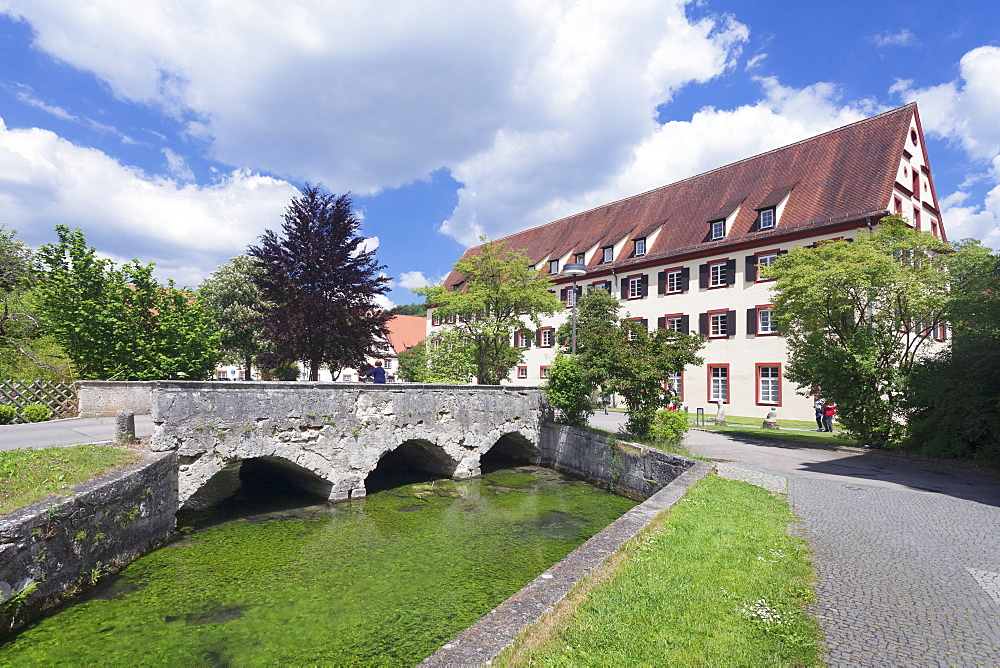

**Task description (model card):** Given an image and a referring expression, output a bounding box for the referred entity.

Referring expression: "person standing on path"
[814,397,825,431]
[363,360,387,384]
[822,401,836,432]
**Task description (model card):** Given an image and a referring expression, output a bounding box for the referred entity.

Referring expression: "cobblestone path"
[791,477,1000,666]
[678,429,1000,666]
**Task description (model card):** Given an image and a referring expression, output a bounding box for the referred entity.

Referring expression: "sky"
[1,1,998,308]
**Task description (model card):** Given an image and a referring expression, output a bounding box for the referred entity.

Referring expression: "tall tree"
[764,216,950,446]
[199,255,270,380]
[561,289,704,435]
[905,240,1000,464]
[417,239,563,384]
[35,225,220,380]
[248,186,391,381]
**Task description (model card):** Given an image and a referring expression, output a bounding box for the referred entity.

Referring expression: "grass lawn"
[0,445,140,516]
[698,423,850,448]
[498,475,823,666]
[711,414,821,430]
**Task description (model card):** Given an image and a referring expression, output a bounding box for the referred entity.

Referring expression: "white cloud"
[0,117,298,281]
[1,0,749,247]
[871,29,916,47]
[162,147,194,182]
[396,270,435,291]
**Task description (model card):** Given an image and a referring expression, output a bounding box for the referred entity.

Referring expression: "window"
[709,365,729,403]
[930,220,939,237]
[894,196,903,214]
[342,374,352,382]
[710,220,725,241]
[914,209,921,230]
[575,253,586,264]
[667,371,683,400]
[710,311,728,337]
[758,308,775,334]
[757,364,780,405]
[549,259,559,274]
[758,208,775,230]
[589,280,612,293]
[912,170,920,198]
[431,314,440,326]
[666,315,684,332]
[539,327,555,348]
[628,275,643,299]
[634,237,646,256]
[666,269,683,293]
[709,262,728,287]
[383,359,392,369]
[935,322,948,341]
[514,330,531,349]
[517,366,528,379]
[625,317,647,340]
[602,247,613,263]
[540,366,550,379]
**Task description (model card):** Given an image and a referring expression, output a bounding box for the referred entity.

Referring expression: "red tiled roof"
[447,104,921,286]
[385,314,426,355]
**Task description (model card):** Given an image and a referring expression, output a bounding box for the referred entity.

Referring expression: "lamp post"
[562,262,587,355]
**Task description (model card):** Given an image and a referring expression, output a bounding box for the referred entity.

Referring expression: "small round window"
[910,129,918,144]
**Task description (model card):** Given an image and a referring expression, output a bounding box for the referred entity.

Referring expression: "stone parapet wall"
[0,452,178,635]
[539,423,695,499]
[78,381,156,418]
[149,381,546,504]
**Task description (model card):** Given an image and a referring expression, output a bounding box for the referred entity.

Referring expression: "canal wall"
[0,452,177,635]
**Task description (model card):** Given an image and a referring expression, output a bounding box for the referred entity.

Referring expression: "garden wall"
[77,381,155,418]
[0,452,177,635]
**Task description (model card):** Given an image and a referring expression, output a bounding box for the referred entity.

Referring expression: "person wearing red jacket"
[822,401,836,432]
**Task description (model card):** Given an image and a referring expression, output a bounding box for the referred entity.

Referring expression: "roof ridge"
[479,103,916,250]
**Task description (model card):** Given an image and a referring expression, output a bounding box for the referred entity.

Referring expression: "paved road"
[595,412,1000,665]
[0,415,155,451]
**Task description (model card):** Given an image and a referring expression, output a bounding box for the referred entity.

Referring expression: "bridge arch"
[482,431,540,465]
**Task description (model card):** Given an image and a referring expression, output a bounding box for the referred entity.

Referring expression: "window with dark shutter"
[698,312,708,335]
[658,271,666,295]
[746,308,757,334]
[639,275,648,297]
[657,316,665,329]
[699,263,709,289]
[745,255,757,282]
[726,310,736,335]
[681,314,690,333]
[725,259,737,285]
[680,267,690,291]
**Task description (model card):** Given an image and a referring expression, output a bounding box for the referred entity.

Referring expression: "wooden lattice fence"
[0,380,78,423]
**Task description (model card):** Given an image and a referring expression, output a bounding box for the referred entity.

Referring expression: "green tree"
[199,255,270,380]
[35,225,220,380]
[904,240,1000,464]
[568,289,704,435]
[417,239,562,384]
[396,341,430,383]
[764,216,950,446]
[0,226,71,380]
[390,303,426,317]
[542,353,594,427]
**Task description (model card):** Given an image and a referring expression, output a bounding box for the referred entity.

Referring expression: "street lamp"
[563,262,587,355]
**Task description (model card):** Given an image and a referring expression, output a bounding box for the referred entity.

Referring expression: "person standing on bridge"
[363,360,387,384]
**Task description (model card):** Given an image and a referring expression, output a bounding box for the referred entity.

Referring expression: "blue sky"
[1,1,998,307]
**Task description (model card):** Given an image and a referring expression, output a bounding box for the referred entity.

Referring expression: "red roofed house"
[428,103,946,421]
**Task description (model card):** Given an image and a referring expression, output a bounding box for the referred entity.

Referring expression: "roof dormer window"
[549,259,559,274]
[634,237,646,257]
[710,220,726,241]
[758,208,775,230]
[602,247,613,263]
[575,252,586,264]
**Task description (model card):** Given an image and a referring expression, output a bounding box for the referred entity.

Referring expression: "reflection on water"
[0,463,635,666]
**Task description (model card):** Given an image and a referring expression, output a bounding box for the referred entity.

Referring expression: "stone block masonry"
[150,381,546,506]
[0,452,177,635]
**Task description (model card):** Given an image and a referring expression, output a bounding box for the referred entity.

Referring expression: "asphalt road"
[0,415,155,452]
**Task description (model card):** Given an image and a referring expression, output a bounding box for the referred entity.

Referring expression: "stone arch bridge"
[150,382,548,507]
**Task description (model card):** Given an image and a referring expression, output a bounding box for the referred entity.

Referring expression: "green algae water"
[0,464,635,666]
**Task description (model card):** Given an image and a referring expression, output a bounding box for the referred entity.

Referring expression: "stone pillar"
[115,409,136,443]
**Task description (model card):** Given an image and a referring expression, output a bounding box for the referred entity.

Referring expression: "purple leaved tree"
[248,186,392,381]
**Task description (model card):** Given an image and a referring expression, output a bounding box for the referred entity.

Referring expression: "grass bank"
[498,475,822,666]
[698,423,846,448]
[0,445,140,516]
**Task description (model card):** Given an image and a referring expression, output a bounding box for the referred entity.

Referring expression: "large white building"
[428,104,947,421]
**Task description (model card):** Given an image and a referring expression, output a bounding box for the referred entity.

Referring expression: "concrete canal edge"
[422,425,714,666]
[0,452,177,635]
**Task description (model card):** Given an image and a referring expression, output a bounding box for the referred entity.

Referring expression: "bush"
[23,403,52,423]
[268,363,300,381]
[0,405,15,424]
[542,353,594,428]
[648,408,689,446]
